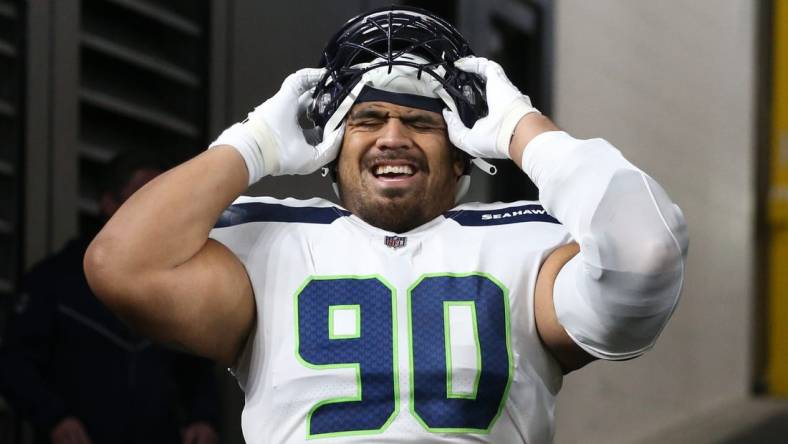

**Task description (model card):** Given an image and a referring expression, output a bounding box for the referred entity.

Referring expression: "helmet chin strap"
[454,158,496,202]
[472,158,497,175]
[455,175,471,202]
[331,181,341,201]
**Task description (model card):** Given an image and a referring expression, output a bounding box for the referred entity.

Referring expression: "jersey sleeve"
[208,198,265,265]
[207,196,266,383]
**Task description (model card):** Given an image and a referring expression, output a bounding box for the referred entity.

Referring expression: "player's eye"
[350,118,385,129]
[405,120,445,132]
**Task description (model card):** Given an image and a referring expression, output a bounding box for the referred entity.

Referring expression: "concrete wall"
[551,2,758,443]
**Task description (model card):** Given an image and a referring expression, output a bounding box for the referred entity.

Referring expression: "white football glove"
[442,57,540,159]
[210,68,344,184]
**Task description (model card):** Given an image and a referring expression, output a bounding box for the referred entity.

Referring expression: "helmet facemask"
[308,6,488,130]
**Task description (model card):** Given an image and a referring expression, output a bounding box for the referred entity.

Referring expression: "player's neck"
[344,200,454,234]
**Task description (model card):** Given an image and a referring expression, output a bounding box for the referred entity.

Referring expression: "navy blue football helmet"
[307,6,488,130]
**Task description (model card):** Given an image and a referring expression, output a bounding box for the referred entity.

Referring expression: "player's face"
[336,101,465,233]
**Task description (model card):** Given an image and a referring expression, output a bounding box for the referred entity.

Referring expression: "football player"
[84,7,688,443]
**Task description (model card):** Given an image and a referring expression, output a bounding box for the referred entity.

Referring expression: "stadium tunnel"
[0,1,786,443]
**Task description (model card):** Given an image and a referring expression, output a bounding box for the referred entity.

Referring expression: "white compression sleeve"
[522,131,688,360]
[209,111,283,185]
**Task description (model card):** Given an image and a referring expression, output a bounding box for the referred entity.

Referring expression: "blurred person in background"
[0,150,220,444]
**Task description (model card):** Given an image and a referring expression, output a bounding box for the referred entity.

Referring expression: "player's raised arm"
[84,68,344,365]
[444,56,688,373]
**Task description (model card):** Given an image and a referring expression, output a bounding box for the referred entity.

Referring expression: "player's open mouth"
[374,164,415,176]
[370,162,419,182]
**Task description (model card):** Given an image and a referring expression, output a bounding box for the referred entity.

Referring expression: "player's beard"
[342,183,432,233]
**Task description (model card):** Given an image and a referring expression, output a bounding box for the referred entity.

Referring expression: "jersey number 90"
[295,273,513,439]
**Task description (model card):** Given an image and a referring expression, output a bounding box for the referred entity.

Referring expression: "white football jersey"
[209,196,572,444]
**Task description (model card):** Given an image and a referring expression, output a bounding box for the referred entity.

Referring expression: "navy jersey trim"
[215,202,351,227]
[445,204,559,226]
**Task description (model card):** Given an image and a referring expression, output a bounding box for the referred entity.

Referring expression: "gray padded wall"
[551,2,758,443]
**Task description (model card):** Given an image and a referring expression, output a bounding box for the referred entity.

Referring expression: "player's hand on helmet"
[442,57,540,159]
[249,68,344,176]
[210,68,344,184]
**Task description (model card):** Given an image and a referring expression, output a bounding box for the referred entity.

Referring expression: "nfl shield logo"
[384,235,407,249]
